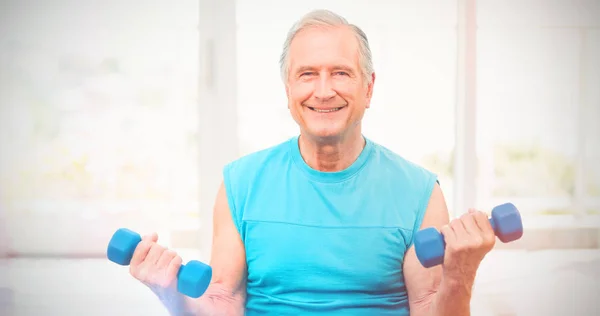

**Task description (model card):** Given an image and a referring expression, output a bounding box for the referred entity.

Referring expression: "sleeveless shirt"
[222,135,438,315]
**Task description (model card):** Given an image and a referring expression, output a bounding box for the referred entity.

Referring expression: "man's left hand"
[439,209,496,282]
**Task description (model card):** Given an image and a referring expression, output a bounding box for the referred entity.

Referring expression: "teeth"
[312,107,341,113]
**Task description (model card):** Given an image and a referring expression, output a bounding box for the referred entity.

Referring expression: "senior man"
[128,9,496,316]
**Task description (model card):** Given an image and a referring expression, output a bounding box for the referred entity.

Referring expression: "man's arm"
[403,182,495,316]
[182,181,247,315]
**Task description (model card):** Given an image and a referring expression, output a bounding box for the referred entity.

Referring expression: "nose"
[314,73,336,102]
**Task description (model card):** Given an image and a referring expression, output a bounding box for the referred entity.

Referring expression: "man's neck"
[298,129,365,172]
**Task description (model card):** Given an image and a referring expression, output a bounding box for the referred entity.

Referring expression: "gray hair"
[279,9,374,84]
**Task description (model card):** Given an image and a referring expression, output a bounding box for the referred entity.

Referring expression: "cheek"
[289,83,314,105]
[331,81,359,101]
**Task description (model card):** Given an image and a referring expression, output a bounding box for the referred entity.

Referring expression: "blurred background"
[0,0,599,315]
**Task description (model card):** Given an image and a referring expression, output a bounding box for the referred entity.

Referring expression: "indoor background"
[1,0,599,315]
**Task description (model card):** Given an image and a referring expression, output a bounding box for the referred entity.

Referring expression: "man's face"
[285,25,375,141]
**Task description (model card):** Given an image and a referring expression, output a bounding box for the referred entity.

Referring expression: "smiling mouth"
[307,106,344,113]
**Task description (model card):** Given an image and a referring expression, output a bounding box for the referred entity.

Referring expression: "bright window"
[0,0,200,254]
[476,0,600,222]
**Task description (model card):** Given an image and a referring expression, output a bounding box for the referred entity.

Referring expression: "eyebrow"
[294,65,356,75]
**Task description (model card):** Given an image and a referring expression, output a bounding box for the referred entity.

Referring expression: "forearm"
[427,275,473,316]
[411,275,473,316]
[152,283,244,316]
[190,284,245,316]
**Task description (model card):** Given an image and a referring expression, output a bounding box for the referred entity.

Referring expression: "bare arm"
[403,183,474,316]
[183,181,247,315]
[130,181,246,315]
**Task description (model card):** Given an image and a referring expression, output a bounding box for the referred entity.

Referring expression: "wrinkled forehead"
[288,25,361,71]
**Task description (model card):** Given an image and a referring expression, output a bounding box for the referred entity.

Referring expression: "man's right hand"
[129,233,183,291]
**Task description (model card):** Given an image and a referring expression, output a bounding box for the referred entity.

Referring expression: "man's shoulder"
[368,138,435,177]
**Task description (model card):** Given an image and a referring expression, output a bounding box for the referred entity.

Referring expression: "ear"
[365,72,376,109]
[285,84,291,108]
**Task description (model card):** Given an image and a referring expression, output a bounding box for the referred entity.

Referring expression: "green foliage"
[420,141,577,198]
[493,141,575,197]
[538,208,575,215]
[587,208,600,215]
[421,149,454,178]
[588,183,600,197]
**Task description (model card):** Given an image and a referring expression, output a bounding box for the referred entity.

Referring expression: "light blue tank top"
[222,135,438,315]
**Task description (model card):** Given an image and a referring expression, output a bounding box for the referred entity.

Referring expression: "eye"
[300,72,316,77]
[334,71,349,76]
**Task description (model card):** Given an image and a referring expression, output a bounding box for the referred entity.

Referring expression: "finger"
[473,210,493,231]
[460,212,482,237]
[439,223,456,245]
[461,212,488,249]
[130,240,153,267]
[157,249,177,269]
[470,208,491,217]
[142,232,159,243]
[472,211,496,242]
[166,255,183,280]
[145,243,165,265]
[449,218,469,246]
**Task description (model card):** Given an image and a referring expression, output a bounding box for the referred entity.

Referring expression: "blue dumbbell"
[107,228,212,298]
[414,203,523,268]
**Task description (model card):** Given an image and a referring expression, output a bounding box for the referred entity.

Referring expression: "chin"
[306,127,344,140]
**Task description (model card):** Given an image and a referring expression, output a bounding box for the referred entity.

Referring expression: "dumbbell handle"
[414,203,523,268]
[107,228,212,298]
